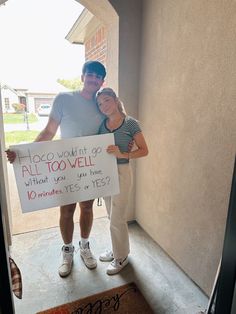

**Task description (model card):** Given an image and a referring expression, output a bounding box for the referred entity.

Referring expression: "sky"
[0,0,85,92]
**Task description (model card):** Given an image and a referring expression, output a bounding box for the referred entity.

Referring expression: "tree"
[57,78,83,91]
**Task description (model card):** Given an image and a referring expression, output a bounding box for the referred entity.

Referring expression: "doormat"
[37,282,154,314]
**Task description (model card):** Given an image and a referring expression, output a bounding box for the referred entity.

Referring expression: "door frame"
[0,201,14,313]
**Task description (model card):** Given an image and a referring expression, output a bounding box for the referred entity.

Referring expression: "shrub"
[12,103,26,113]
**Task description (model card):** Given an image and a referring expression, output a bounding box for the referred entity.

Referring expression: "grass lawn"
[3,113,38,124]
[4,130,60,147]
[4,130,40,147]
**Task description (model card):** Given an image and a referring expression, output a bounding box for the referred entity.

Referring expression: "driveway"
[3,116,61,137]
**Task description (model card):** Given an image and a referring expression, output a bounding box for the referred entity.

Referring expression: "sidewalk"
[4,116,61,134]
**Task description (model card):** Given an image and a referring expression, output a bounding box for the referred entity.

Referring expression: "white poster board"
[10,134,119,213]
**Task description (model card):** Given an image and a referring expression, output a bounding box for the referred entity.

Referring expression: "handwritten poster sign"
[10,134,119,213]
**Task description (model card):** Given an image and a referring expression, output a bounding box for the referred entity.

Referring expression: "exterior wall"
[1,86,18,113]
[136,0,236,294]
[27,95,36,113]
[78,0,119,92]
[108,0,142,221]
[74,0,236,294]
[85,26,107,65]
[109,0,141,119]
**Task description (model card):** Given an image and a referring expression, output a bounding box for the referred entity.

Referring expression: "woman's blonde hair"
[96,87,127,116]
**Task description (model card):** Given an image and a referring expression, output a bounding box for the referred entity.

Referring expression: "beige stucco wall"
[108,0,142,221]
[136,0,236,294]
[80,0,142,220]
[79,0,236,294]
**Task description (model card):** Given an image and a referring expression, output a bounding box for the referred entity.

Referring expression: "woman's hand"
[107,145,124,159]
[5,149,17,163]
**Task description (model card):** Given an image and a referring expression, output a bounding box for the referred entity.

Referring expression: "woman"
[96,88,148,275]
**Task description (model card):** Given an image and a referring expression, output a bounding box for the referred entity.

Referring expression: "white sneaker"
[79,241,97,269]
[106,256,129,275]
[99,250,114,262]
[58,245,74,277]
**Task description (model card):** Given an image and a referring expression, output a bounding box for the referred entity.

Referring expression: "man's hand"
[5,149,16,164]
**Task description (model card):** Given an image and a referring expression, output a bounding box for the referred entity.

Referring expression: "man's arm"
[34,117,59,142]
[6,117,60,163]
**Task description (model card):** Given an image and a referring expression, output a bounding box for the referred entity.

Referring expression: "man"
[6,61,106,277]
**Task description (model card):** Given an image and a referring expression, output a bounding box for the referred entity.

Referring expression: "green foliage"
[4,130,60,147]
[12,103,26,113]
[57,77,83,90]
[4,130,40,146]
[3,113,38,124]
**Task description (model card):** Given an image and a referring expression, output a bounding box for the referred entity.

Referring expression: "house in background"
[26,82,69,113]
[0,84,25,113]
[26,90,57,113]
[1,83,57,114]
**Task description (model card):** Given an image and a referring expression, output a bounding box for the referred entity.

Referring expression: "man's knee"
[79,200,94,212]
[60,203,76,218]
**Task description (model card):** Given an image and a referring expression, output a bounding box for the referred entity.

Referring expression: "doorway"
[0,0,109,236]
[0,0,118,312]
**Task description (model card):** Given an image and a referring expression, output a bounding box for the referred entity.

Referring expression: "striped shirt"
[98,116,141,164]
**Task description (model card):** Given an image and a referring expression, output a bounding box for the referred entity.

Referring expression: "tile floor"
[11,217,208,314]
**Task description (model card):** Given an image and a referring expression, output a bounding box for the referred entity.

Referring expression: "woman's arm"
[106,132,148,160]
[127,132,148,159]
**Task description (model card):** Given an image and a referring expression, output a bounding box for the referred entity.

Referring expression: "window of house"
[4,98,10,110]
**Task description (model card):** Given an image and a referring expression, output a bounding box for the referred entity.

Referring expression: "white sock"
[64,242,73,249]
[81,237,89,248]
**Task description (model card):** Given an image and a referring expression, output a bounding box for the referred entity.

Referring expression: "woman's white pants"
[104,163,132,259]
